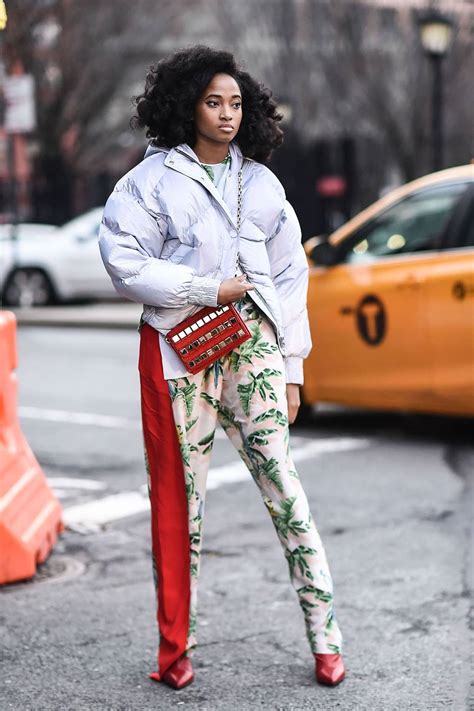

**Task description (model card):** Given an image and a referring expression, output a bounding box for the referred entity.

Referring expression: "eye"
[206,101,219,108]
[232,102,242,109]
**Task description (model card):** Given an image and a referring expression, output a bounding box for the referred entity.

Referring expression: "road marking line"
[62,437,371,528]
[19,406,227,438]
[63,491,149,527]
[206,437,370,490]
[46,477,107,491]
[19,406,141,430]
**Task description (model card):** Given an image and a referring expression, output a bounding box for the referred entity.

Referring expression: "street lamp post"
[417,11,455,172]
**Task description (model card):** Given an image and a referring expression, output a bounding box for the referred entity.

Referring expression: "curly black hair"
[132,45,284,163]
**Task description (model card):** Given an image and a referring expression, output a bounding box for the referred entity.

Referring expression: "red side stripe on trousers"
[138,323,190,677]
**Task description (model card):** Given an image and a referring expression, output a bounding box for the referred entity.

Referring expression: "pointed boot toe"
[314,653,346,686]
[161,656,194,690]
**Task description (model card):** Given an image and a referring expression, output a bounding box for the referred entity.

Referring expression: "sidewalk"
[9,302,142,329]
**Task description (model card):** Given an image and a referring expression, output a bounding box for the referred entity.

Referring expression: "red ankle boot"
[149,655,194,690]
[314,653,345,686]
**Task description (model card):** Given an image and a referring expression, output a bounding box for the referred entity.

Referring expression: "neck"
[193,137,230,164]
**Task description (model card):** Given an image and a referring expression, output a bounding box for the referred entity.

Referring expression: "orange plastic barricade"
[0,310,64,584]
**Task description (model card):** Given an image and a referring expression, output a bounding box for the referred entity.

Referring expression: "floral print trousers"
[139,296,343,678]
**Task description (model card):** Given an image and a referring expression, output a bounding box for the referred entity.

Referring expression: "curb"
[7,304,142,329]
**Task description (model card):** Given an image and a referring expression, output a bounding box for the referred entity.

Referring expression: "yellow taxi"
[302,165,474,416]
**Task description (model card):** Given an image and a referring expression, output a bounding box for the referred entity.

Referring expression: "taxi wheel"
[3,268,56,307]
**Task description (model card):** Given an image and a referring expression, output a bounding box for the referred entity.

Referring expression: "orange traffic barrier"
[0,310,64,584]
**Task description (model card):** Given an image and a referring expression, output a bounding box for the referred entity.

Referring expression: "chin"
[209,131,234,143]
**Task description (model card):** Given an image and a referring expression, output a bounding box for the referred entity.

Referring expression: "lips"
[218,124,233,129]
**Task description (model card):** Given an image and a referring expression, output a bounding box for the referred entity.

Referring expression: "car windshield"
[346,182,468,264]
[58,208,104,238]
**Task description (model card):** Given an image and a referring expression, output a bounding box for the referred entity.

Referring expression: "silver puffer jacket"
[98,140,311,383]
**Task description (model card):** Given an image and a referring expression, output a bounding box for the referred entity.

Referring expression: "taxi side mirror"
[309,239,340,267]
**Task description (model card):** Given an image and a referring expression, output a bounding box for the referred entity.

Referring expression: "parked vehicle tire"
[3,268,56,307]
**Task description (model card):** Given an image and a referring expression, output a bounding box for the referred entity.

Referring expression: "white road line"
[62,437,371,528]
[19,405,228,438]
[19,406,141,430]
[47,477,107,500]
[46,477,107,491]
[63,491,149,528]
[206,437,370,490]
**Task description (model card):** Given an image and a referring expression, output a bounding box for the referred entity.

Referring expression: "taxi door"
[424,184,474,414]
[303,181,469,412]
[305,257,431,411]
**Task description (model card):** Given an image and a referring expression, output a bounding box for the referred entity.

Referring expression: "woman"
[99,45,345,691]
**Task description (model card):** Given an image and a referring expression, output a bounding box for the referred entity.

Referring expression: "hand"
[217,275,255,305]
[286,384,300,425]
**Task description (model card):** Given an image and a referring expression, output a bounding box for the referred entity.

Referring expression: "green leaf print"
[246,427,277,448]
[267,496,311,539]
[325,610,335,632]
[200,392,239,433]
[300,598,318,616]
[236,382,253,417]
[296,585,333,603]
[198,430,215,456]
[327,643,341,654]
[252,408,288,427]
[198,431,215,446]
[237,369,281,416]
[307,630,318,653]
[189,531,201,559]
[170,378,197,417]
[238,432,269,470]
[200,391,220,409]
[175,424,198,468]
[230,323,278,372]
[186,417,198,433]
[185,471,195,501]
[285,545,319,581]
[203,359,224,386]
[238,447,254,472]
[216,402,238,431]
[257,457,284,493]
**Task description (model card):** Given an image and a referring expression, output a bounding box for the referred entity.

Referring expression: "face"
[194,73,242,146]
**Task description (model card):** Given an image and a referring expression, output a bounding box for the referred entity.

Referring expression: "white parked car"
[0,208,118,306]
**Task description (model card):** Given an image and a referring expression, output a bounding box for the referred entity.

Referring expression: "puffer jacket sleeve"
[266,200,312,385]
[98,184,221,308]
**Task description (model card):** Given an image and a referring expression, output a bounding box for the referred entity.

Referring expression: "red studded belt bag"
[165,170,251,374]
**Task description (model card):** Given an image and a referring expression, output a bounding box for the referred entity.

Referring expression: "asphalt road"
[1,325,472,710]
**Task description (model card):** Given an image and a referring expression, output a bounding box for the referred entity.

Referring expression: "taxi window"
[345,182,468,264]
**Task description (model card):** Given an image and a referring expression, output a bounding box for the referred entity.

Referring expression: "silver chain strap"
[237,169,242,232]
[235,169,243,276]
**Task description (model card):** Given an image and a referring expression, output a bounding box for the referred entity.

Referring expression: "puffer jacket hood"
[98,139,311,383]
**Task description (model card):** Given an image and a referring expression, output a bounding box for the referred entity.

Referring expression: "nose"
[220,107,232,120]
